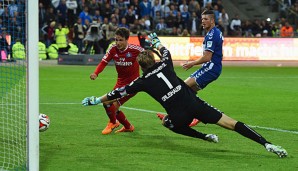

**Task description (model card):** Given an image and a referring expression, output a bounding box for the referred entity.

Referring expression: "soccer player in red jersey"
[89,27,144,134]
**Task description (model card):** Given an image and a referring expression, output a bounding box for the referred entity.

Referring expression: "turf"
[39,64,298,171]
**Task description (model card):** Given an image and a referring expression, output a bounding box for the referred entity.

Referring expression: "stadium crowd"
[0,0,298,60]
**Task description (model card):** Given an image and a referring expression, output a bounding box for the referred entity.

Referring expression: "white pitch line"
[37,102,298,135]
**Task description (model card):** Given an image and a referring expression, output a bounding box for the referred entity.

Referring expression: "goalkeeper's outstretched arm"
[82,87,128,106]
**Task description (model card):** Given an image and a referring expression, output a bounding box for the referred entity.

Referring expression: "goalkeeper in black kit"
[82,33,287,158]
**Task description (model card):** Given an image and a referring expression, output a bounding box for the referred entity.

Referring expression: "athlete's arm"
[182,50,213,70]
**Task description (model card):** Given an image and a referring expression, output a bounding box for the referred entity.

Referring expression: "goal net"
[0,0,38,170]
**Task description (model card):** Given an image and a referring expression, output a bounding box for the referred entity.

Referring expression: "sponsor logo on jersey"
[161,85,182,101]
[126,52,132,58]
[115,61,133,66]
[207,41,212,48]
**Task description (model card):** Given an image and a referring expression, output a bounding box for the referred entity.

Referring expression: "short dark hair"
[201,10,215,19]
[115,27,130,40]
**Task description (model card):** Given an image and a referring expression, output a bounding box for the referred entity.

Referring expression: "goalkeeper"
[82,33,287,158]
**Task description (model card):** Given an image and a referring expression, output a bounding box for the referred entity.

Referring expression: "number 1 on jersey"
[157,72,173,89]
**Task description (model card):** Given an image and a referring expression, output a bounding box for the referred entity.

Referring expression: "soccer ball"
[39,113,50,132]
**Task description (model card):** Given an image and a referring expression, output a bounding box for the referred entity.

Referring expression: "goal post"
[27,0,39,170]
[0,0,39,170]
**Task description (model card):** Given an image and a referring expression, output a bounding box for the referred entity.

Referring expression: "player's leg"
[102,102,120,135]
[162,115,218,143]
[198,100,287,157]
[114,95,135,133]
[157,112,200,127]
[217,114,287,158]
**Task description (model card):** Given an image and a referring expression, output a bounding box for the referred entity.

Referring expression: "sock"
[103,104,117,124]
[171,126,207,140]
[116,110,131,129]
[235,121,270,146]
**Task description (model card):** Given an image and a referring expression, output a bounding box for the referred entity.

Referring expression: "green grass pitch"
[39,64,298,171]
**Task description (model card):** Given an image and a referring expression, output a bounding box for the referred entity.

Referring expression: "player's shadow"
[125,134,271,159]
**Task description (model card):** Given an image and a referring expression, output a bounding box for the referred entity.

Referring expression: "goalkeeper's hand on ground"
[148,32,161,49]
[82,96,101,106]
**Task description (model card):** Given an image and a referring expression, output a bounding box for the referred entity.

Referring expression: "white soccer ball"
[39,113,50,132]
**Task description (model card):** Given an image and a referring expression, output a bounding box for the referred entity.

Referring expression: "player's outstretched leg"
[217,114,288,158]
[157,113,200,127]
[115,110,134,133]
[102,104,120,135]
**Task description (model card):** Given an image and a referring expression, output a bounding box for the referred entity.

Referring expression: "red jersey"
[94,44,144,88]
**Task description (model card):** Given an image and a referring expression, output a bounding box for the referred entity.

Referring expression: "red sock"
[103,104,117,123]
[116,111,131,129]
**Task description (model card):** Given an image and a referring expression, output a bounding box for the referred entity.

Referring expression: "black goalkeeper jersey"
[124,47,199,116]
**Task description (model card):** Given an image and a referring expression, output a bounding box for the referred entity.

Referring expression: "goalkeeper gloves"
[148,32,161,49]
[82,96,101,106]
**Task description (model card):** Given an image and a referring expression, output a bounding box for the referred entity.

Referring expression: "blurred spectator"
[0,32,10,61]
[115,0,127,18]
[79,6,92,25]
[155,18,167,31]
[179,0,188,12]
[188,0,199,14]
[219,8,229,36]
[165,10,178,28]
[251,19,262,36]
[125,8,136,28]
[67,39,79,54]
[8,0,18,17]
[153,10,162,27]
[169,3,178,17]
[119,17,129,29]
[88,0,100,16]
[12,38,25,59]
[130,19,145,34]
[101,3,113,19]
[168,26,179,36]
[187,12,201,36]
[45,7,57,25]
[229,14,242,36]
[0,2,4,16]
[93,9,103,23]
[280,21,294,37]
[41,21,56,48]
[216,0,224,12]
[39,2,47,29]
[38,41,47,60]
[130,0,141,18]
[73,17,87,53]
[213,4,220,25]
[151,0,161,18]
[181,28,190,36]
[160,0,170,17]
[203,0,212,8]
[216,20,225,34]
[9,16,21,45]
[139,0,151,18]
[56,0,68,26]
[241,20,253,37]
[180,5,190,29]
[47,43,59,59]
[66,0,79,26]
[55,23,70,53]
